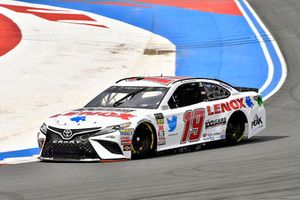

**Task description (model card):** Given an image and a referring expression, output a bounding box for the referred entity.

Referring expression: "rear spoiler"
[235,87,259,93]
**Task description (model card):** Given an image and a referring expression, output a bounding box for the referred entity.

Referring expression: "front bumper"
[39,128,131,161]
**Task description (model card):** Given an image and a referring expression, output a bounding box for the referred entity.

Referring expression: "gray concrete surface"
[0,0,300,199]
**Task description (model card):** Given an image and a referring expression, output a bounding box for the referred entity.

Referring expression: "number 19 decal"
[181,108,205,144]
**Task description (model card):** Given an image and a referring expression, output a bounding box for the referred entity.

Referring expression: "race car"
[37,76,266,161]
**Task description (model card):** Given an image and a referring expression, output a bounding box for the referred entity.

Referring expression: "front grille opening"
[98,140,123,155]
[41,133,99,160]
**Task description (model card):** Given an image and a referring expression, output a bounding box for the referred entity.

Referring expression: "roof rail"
[116,76,144,83]
[210,78,237,89]
[171,77,237,88]
[171,77,204,84]
[116,76,238,90]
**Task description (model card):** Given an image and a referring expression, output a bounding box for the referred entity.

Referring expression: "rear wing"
[235,87,259,93]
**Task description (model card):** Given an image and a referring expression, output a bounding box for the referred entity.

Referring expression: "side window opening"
[168,82,208,109]
[202,82,230,101]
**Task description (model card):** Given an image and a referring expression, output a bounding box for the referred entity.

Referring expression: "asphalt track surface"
[0,0,300,199]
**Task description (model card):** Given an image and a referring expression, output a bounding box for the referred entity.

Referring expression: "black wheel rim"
[227,122,244,140]
[132,130,151,153]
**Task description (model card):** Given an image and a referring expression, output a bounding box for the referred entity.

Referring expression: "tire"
[131,123,156,159]
[226,117,245,144]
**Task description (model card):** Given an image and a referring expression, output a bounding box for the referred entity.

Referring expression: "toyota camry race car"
[38,76,266,161]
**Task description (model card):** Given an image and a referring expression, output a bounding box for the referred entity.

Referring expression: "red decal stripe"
[0,14,21,57]
[143,76,190,85]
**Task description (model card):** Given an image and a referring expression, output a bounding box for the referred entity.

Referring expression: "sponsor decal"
[154,113,164,125]
[208,133,214,140]
[120,128,134,134]
[202,133,208,141]
[205,117,226,129]
[254,96,263,106]
[207,98,246,116]
[167,116,177,132]
[62,129,73,139]
[213,131,226,140]
[120,129,133,145]
[245,96,254,108]
[70,116,86,123]
[158,125,166,145]
[158,132,166,145]
[202,132,224,141]
[121,138,131,145]
[52,139,81,144]
[123,145,131,151]
[202,133,214,141]
[158,125,164,133]
[52,111,136,120]
[251,114,263,130]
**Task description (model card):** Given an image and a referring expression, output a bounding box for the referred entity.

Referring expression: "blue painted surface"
[0,148,39,161]
[17,0,270,90]
[238,0,282,97]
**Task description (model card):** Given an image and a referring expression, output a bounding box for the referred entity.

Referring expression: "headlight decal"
[40,123,48,134]
[93,122,132,136]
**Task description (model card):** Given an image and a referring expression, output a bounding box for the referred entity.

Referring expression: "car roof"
[115,76,234,88]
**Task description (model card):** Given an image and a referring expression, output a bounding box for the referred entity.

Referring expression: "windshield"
[85,86,169,109]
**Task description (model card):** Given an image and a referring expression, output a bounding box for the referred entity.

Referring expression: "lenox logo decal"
[207,98,246,116]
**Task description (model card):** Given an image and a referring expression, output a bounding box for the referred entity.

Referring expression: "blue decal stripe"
[0,148,39,161]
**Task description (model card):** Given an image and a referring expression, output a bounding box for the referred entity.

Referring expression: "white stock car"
[38,76,266,161]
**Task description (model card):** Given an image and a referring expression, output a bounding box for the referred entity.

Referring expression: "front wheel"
[131,123,156,159]
[226,119,245,144]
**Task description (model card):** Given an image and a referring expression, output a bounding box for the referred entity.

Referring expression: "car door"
[159,82,209,150]
[201,82,231,141]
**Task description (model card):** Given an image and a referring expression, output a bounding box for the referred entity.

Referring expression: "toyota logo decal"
[62,129,73,139]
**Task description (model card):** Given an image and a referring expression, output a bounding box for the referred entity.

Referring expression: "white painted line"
[242,0,287,100]
[235,0,274,98]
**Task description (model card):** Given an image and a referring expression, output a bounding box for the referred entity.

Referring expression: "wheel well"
[134,122,157,149]
[228,110,248,124]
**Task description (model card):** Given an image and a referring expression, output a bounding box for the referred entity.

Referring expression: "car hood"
[45,107,141,129]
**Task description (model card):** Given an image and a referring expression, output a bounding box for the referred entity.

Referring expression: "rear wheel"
[131,123,156,159]
[226,113,246,144]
